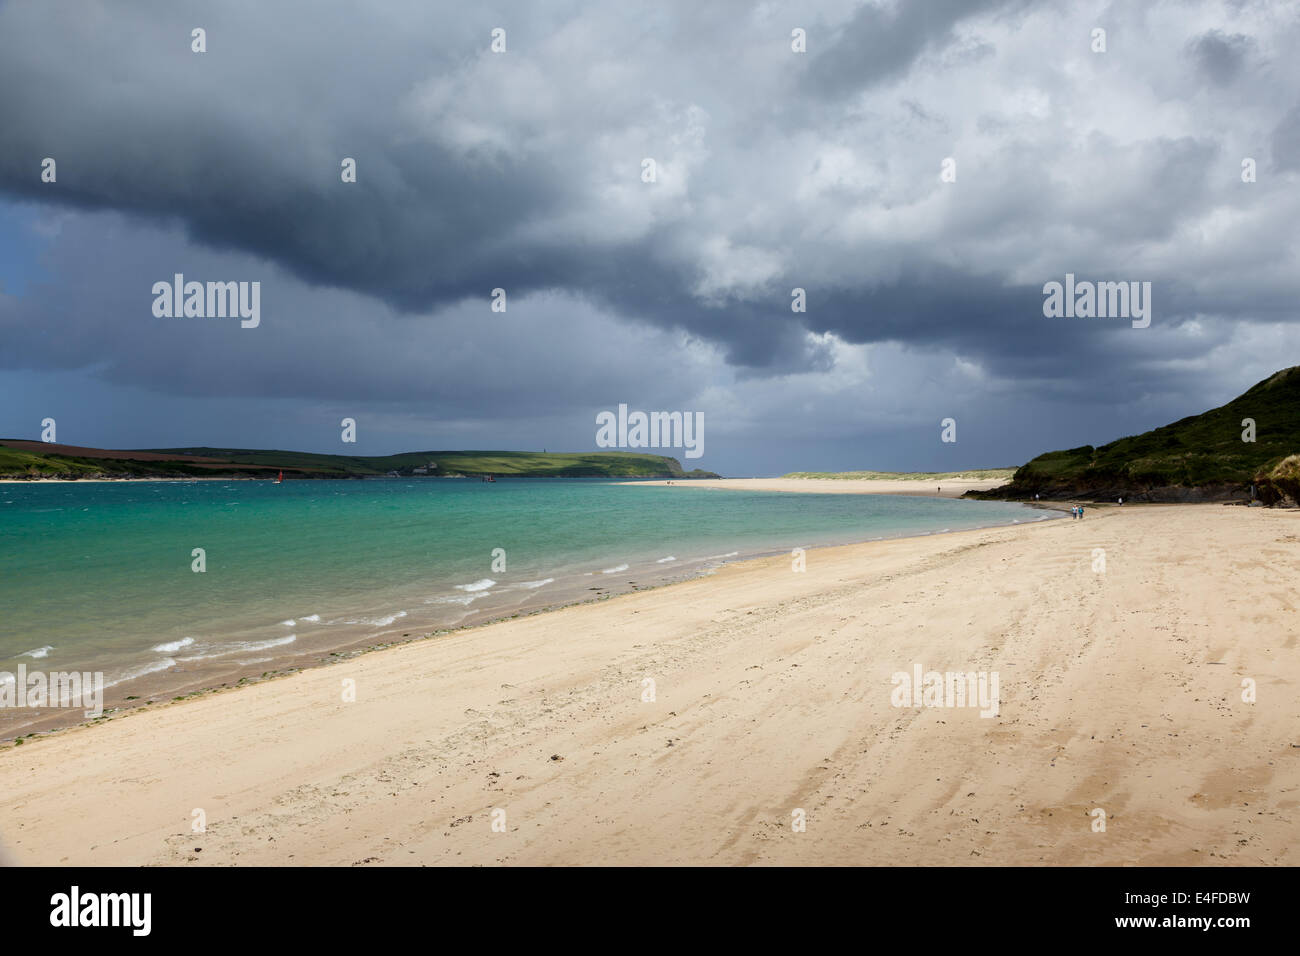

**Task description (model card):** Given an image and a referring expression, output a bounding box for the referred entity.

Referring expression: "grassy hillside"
[0,444,108,478]
[0,444,261,479]
[0,443,720,480]
[977,366,1300,501]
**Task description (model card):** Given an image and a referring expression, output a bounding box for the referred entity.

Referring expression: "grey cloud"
[1187,29,1254,86]
[802,0,1026,98]
[1271,104,1300,172]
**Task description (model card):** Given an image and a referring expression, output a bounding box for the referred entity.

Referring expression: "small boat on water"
[482,474,496,483]
[275,470,284,483]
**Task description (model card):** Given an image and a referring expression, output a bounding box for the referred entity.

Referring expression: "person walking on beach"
[1072,505,1079,519]
[1079,504,1084,519]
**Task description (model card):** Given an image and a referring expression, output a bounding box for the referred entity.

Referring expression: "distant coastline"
[0,440,721,481]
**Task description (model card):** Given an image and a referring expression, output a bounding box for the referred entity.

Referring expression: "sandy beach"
[1,503,1296,866]
[625,476,1011,497]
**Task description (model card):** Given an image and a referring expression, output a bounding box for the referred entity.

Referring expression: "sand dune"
[1,504,1295,865]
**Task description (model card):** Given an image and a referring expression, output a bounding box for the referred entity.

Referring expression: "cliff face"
[971,367,1300,503]
[1255,454,1300,506]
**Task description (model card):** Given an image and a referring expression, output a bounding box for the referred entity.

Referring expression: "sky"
[1,0,1298,476]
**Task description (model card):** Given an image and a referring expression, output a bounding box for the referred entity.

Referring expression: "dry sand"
[1,504,1296,866]
[625,476,1010,497]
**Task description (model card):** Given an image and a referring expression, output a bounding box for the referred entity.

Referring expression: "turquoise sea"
[0,478,1042,724]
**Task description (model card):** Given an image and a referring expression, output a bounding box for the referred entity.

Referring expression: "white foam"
[455,579,496,592]
[425,594,479,606]
[151,637,195,653]
[20,645,54,659]
[515,578,554,589]
[177,635,297,661]
[602,564,629,574]
[656,556,677,563]
[341,610,409,627]
[280,619,296,627]
[301,614,321,623]
[105,657,178,688]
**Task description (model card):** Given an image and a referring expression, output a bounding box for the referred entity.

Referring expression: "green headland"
[0,443,720,481]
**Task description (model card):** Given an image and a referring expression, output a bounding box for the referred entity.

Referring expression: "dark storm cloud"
[0,0,821,379]
[0,2,589,310]
[0,0,1298,464]
[0,212,712,417]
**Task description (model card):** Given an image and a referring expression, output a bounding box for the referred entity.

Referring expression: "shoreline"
[2,502,1293,865]
[2,498,1054,740]
[0,558,722,741]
